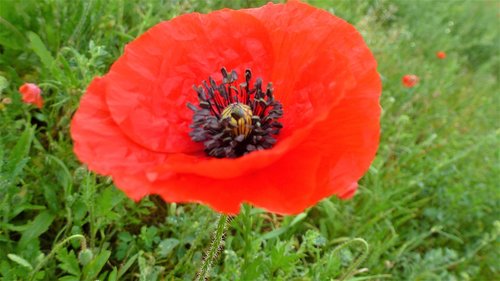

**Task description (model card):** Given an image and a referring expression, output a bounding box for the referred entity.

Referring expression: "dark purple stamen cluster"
[187,67,283,158]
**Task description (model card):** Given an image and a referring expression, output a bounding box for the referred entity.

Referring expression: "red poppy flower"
[19,83,43,108]
[71,1,381,214]
[436,51,446,59]
[402,74,419,88]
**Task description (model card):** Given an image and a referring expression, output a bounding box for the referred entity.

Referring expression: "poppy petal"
[71,78,170,199]
[71,1,381,215]
[104,10,273,153]
[309,69,381,201]
[114,20,381,215]
[112,141,323,214]
[19,83,44,108]
[148,1,379,180]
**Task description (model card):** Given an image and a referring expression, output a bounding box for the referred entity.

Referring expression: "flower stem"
[195,214,229,281]
[336,238,369,281]
[29,234,87,281]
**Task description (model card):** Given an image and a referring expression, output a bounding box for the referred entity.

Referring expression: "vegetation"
[0,0,498,280]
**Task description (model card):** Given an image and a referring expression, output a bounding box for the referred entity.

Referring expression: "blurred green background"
[0,0,498,280]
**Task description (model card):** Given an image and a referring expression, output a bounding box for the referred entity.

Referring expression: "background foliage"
[0,0,498,280]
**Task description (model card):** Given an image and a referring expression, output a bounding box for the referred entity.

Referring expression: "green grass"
[0,0,498,280]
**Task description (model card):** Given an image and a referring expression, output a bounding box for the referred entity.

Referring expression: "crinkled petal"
[71,1,381,215]
[149,0,378,180]
[71,78,170,200]
[105,10,273,153]
[245,0,376,117]
[309,69,381,202]
[139,69,381,214]
[112,141,322,214]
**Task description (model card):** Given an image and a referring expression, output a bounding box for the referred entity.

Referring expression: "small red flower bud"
[402,74,419,88]
[19,83,43,108]
[436,51,446,59]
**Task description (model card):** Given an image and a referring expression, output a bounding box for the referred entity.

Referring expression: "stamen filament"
[188,68,283,158]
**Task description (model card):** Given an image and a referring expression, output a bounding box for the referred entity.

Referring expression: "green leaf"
[27,32,55,71]
[18,211,55,249]
[95,186,124,219]
[157,238,179,258]
[58,276,80,281]
[56,248,81,276]
[261,213,307,240]
[241,255,265,280]
[139,226,158,250]
[4,125,34,180]
[0,75,8,94]
[46,154,73,193]
[42,182,59,212]
[82,250,111,280]
[7,253,33,270]
[260,227,288,240]
[117,252,139,279]
[138,253,162,281]
[107,267,118,281]
[289,212,307,226]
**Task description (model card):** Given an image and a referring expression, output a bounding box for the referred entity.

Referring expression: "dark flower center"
[188,67,283,158]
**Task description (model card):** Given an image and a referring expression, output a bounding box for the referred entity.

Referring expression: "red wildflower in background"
[436,51,446,59]
[71,1,381,214]
[402,74,419,88]
[19,83,43,108]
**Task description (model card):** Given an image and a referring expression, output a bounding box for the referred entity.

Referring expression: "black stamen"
[188,68,284,158]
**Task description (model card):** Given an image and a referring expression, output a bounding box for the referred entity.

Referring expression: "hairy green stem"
[335,238,369,281]
[195,214,228,281]
[29,234,87,281]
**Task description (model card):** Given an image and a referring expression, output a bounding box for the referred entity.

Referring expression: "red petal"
[308,69,381,201]
[402,74,419,88]
[19,83,43,108]
[71,78,170,200]
[112,141,323,214]
[72,1,381,214]
[116,2,380,214]
[104,10,273,153]
[152,1,379,180]
[245,1,377,116]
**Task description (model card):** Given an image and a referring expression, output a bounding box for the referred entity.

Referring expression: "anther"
[188,68,284,158]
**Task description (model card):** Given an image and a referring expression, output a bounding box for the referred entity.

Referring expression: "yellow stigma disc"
[221,103,253,138]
